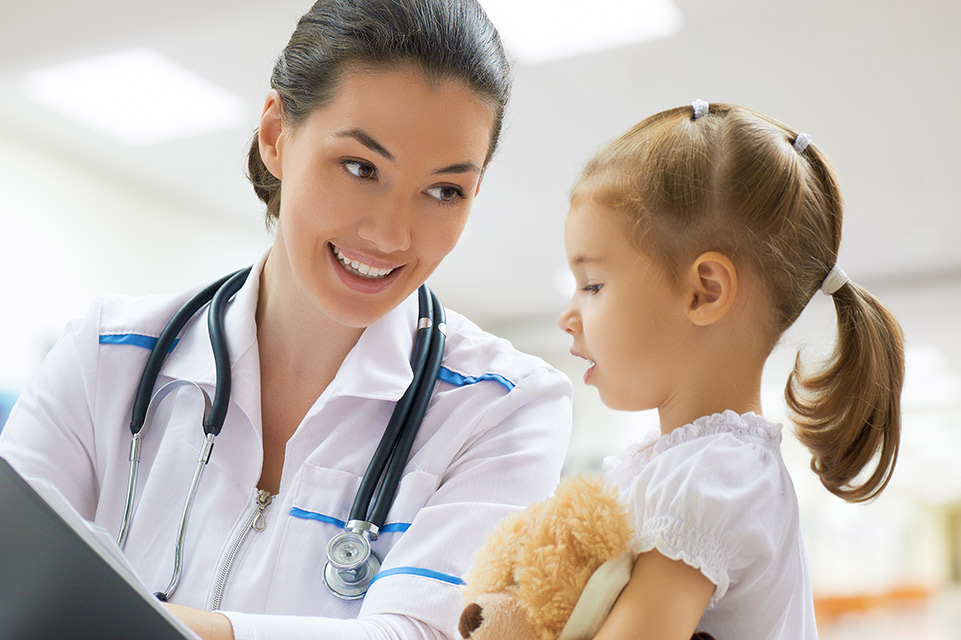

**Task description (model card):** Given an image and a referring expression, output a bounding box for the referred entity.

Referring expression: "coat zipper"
[206,489,273,611]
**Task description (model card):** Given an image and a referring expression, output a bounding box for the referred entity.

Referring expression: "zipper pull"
[252,489,273,531]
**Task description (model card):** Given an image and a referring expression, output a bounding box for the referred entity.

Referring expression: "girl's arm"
[594,550,714,640]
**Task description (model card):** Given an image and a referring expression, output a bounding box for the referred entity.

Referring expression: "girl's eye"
[426,185,465,203]
[582,283,603,294]
[342,160,376,180]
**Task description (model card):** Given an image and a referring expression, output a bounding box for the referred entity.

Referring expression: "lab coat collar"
[327,288,418,403]
[160,247,419,410]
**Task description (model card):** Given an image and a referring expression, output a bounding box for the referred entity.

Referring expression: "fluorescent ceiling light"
[480,0,682,65]
[25,48,248,146]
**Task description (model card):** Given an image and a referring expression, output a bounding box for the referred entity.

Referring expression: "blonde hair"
[574,103,904,502]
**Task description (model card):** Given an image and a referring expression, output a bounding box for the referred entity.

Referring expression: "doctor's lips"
[330,244,400,279]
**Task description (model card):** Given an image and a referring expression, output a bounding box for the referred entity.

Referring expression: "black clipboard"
[0,457,197,639]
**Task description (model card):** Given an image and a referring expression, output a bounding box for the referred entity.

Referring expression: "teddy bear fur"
[459,475,633,640]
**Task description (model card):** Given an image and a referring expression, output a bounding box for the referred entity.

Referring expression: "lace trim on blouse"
[602,410,783,491]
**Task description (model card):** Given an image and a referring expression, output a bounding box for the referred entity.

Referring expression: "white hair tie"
[820,265,850,295]
[692,99,709,120]
[794,133,813,153]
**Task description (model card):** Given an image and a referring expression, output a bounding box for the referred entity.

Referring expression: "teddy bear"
[458,475,717,640]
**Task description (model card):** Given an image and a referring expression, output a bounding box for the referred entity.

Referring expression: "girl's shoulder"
[605,412,802,608]
[604,410,783,490]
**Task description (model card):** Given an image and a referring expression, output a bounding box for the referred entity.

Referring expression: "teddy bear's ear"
[462,502,546,600]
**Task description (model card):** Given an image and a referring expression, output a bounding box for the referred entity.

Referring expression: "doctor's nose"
[357,201,412,253]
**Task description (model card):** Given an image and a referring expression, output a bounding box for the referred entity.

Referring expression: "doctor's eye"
[342,160,377,180]
[426,185,465,204]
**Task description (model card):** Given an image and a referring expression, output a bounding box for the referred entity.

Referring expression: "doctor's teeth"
[334,246,394,279]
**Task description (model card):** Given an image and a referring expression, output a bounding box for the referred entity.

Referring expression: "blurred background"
[1,0,958,636]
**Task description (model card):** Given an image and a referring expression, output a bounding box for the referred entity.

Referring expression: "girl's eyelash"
[582,283,603,294]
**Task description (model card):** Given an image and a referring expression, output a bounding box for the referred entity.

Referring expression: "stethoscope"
[114,267,446,602]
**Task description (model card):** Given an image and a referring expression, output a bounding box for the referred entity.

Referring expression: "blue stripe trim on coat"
[289,508,346,528]
[99,333,179,352]
[438,366,515,392]
[288,508,410,533]
[370,566,465,586]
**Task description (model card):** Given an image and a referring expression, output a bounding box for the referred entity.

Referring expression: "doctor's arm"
[0,303,102,518]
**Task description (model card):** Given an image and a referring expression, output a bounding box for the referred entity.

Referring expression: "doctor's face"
[263,66,494,328]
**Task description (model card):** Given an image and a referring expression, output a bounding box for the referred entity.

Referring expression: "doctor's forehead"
[306,67,496,166]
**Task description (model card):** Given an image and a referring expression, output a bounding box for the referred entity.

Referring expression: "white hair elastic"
[692,99,709,120]
[793,133,813,153]
[820,265,850,295]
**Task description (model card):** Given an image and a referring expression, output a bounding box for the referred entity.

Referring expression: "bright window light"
[480,0,683,65]
[24,48,248,146]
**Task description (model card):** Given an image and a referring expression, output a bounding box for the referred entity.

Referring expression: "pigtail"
[786,282,905,502]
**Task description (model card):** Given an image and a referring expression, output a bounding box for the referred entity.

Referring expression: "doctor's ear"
[685,251,738,327]
[258,90,287,180]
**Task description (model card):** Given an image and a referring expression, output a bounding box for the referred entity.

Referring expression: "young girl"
[558,100,904,639]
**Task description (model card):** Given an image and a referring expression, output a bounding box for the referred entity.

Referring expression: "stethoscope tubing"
[204,268,251,437]
[119,267,250,600]
[128,268,249,437]
[348,286,434,529]
[118,268,441,602]
[367,290,445,528]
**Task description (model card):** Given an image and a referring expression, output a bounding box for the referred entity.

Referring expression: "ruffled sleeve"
[604,411,790,607]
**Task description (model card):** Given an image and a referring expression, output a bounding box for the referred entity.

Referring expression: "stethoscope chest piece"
[323,528,381,600]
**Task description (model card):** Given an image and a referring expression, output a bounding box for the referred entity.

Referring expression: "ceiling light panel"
[24,48,248,146]
[480,0,683,65]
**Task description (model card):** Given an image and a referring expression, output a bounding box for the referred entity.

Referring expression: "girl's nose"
[557,306,580,334]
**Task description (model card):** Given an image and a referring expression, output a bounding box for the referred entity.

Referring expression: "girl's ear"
[686,251,738,326]
[259,89,286,180]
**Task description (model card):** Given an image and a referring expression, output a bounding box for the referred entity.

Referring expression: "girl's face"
[265,66,494,328]
[558,203,692,411]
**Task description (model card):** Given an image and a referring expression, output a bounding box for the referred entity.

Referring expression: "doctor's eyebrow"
[334,128,395,162]
[333,127,482,176]
[431,160,482,176]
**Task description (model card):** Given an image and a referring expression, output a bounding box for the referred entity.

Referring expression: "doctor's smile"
[329,242,405,295]
[331,244,399,280]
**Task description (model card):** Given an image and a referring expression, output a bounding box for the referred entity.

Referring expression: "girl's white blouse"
[0,249,572,640]
[603,410,819,639]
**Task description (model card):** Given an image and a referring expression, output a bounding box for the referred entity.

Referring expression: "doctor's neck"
[257,245,365,383]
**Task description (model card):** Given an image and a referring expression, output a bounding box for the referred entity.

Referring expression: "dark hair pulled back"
[247,0,512,225]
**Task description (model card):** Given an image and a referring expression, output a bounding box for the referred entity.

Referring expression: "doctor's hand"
[165,603,235,640]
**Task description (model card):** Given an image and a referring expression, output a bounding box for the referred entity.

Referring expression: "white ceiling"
[1,0,958,369]
[1,0,958,332]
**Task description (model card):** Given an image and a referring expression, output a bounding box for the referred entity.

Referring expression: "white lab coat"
[0,250,573,639]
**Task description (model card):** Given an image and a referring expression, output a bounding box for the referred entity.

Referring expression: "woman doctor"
[0,1,572,638]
